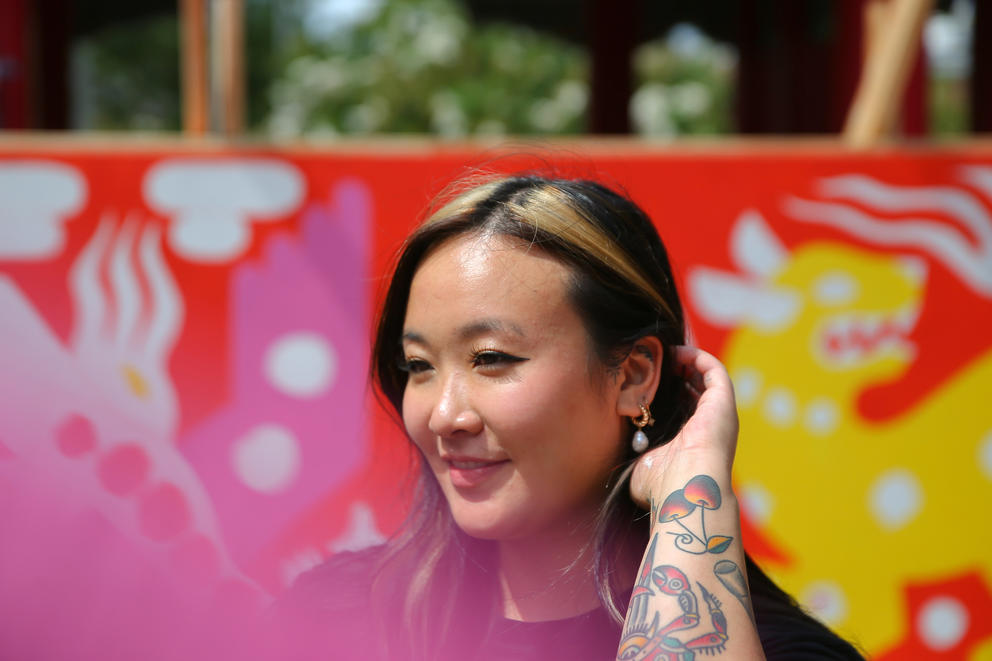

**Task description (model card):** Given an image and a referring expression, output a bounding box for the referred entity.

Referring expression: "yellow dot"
[121,364,149,399]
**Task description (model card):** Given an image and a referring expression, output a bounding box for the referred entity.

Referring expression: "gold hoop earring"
[631,403,655,453]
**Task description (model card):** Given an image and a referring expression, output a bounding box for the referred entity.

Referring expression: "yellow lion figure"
[688,203,992,656]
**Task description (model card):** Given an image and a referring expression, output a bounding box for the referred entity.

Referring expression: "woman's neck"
[496,520,604,622]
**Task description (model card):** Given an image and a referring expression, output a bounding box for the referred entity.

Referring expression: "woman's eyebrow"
[401,319,525,346]
[401,330,426,345]
[457,318,525,340]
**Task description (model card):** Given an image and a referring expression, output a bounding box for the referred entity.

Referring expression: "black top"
[267,546,865,661]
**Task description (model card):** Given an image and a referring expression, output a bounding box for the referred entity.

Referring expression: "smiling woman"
[271,174,864,660]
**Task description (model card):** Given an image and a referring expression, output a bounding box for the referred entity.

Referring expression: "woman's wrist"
[644,458,735,511]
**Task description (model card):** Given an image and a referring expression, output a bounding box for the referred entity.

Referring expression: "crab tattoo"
[618,537,729,660]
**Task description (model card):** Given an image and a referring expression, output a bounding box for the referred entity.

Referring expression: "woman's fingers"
[630,347,741,507]
[673,345,733,393]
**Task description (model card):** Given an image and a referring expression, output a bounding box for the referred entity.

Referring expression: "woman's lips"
[445,458,510,488]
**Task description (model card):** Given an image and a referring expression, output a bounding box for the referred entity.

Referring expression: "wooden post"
[180,0,209,135]
[214,0,245,135]
[843,0,934,147]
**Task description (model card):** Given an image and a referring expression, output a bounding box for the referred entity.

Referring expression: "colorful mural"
[0,145,989,659]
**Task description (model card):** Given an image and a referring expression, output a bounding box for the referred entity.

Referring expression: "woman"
[274,174,863,660]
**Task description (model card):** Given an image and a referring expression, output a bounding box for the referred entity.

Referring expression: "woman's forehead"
[403,234,577,338]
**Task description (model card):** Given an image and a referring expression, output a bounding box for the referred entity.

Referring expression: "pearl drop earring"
[631,403,655,453]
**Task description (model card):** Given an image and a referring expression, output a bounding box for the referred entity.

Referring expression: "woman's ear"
[616,336,663,418]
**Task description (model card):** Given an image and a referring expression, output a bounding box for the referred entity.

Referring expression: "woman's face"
[401,233,627,541]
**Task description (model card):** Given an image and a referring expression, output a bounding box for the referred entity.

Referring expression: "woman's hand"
[629,346,739,509]
[620,348,766,660]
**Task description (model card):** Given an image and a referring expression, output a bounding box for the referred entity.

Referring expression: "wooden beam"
[180,0,209,135]
[213,0,244,135]
[843,0,934,147]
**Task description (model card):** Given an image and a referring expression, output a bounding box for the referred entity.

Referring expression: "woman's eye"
[401,358,432,374]
[472,351,527,369]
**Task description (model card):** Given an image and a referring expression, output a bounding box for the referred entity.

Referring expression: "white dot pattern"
[917,596,969,651]
[763,387,797,426]
[264,331,337,398]
[868,468,923,531]
[231,423,301,493]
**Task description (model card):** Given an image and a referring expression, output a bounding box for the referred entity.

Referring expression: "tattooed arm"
[618,347,765,660]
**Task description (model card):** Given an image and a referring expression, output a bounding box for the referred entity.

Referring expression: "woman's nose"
[428,373,482,438]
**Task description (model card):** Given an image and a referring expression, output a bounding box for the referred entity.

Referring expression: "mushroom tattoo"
[656,475,734,555]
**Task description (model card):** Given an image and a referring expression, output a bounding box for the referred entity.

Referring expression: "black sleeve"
[262,548,384,661]
[748,556,866,660]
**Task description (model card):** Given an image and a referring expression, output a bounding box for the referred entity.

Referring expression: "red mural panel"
[1,144,990,658]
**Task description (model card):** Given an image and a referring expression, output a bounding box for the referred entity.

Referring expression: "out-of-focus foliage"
[924,0,972,135]
[72,14,181,130]
[630,23,736,137]
[267,0,587,137]
[69,0,734,136]
[71,0,280,131]
[61,0,977,137]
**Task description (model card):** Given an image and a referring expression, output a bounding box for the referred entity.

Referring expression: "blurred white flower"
[529,98,567,132]
[556,80,588,115]
[343,97,389,133]
[415,15,465,65]
[631,82,674,136]
[474,119,506,137]
[925,0,973,78]
[672,81,710,118]
[666,22,708,59]
[430,90,467,137]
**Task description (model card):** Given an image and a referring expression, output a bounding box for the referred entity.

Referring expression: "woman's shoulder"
[263,546,387,660]
[278,544,386,614]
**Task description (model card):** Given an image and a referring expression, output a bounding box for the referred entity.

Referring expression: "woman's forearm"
[617,466,765,660]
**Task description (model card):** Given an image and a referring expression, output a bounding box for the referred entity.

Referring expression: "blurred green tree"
[70,0,739,137]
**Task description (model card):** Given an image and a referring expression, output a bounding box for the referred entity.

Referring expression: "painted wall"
[1,144,990,659]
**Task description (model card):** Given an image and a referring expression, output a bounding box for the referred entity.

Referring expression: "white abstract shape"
[979,430,992,480]
[688,267,801,330]
[144,158,305,262]
[763,387,796,427]
[264,332,337,398]
[328,502,386,554]
[785,169,992,296]
[731,367,762,407]
[800,581,848,626]
[917,596,969,651]
[68,216,115,351]
[139,223,183,360]
[739,483,774,525]
[868,468,923,531]
[813,272,859,306]
[110,218,141,347]
[898,255,929,286]
[730,209,788,277]
[66,219,183,426]
[804,398,839,435]
[231,424,301,493]
[0,160,86,259]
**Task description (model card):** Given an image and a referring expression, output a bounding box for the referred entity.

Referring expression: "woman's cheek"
[401,391,430,449]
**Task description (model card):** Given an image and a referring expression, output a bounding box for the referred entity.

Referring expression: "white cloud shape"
[0,160,86,259]
[143,158,305,262]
